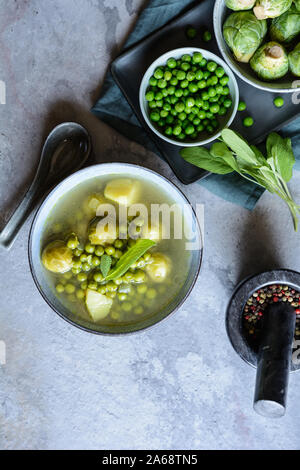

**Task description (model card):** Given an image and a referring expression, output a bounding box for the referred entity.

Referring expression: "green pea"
[175,101,185,113]
[243,117,254,127]
[122,302,132,312]
[185,124,195,135]
[173,125,182,136]
[174,89,183,98]
[197,124,204,132]
[106,281,118,292]
[195,70,204,81]
[180,79,189,88]
[178,112,187,121]
[182,54,192,62]
[164,70,172,81]
[166,115,174,124]
[56,284,65,294]
[157,79,167,89]
[73,258,82,269]
[160,109,168,118]
[148,101,157,109]
[165,126,172,136]
[98,286,106,295]
[65,283,75,294]
[137,284,147,294]
[88,282,98,291]
[215,66,225,78]
[186,27,197,39]
[118,293,127,302]
[154,68,164,79]
[95,246,104,256]
[208,87,217,97]
[193,52,203,64]
[146,288,157,300]
[207,61,217,72]
[134,270,146,283]
[82,263,91,272]
[200,58,207,67]
[149,76,157,86]
[94,272,104,283]
[150,111,160,122]
[238,101,246,111]
[188,83,198,93]
[92,256,100,267]
[186,71,195,81]
[220,76,229,86]
[224,99,232,108]
[167,57,177,68]
[198,110,206,120]
[77,273,87,283]
[76,290,85,300]
[186,97,195,108]
[167,86,175,95]
[145,90,154,102]
[64,272,72,280]
[85,243,95,254]
[197,80,206,89]
[206,125,214,134]
[134,306,144,315]
[170,77,178,86]
[218,106,227,116]
[81,281,88,291]
[203,31,212,42]
[177,70,186,81]
[274,97,284,108]
[67,237,79,250]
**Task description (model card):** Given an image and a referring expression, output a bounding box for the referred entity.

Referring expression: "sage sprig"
[181,129,300,231]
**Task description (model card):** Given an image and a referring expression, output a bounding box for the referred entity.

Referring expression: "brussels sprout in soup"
[41,175,192,327]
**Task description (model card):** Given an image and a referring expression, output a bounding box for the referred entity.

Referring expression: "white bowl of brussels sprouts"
[139,47,239,147]
[214,0,300,93]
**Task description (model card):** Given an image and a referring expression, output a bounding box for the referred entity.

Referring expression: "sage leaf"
[221,129,258,166]
[266,133,295,182]
[105,239,156,281]
[210,142,239,172]
[180,147,233,174]
[100,255,112,278]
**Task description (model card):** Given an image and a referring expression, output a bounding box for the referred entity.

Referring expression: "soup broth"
[41,174,192,327]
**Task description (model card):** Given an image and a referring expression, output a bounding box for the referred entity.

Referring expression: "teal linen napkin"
[92,0,300,210]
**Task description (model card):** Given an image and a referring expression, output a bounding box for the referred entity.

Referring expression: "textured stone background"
[0,0,300,450]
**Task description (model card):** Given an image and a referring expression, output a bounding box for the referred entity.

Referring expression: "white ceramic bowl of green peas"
[139,47,239,147]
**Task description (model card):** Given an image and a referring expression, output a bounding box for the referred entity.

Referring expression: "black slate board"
[111,0,300,185]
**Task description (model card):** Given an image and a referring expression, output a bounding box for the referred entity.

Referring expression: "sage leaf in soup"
[100,254,112,278]
[266,132,295,182]
[180,147,234,174]
[105,239,156,281]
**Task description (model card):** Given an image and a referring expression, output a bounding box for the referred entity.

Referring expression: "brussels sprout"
[270,5,300,43]
[225,0,256,10]
[42,241,73,273]
[254,0,293,19]
[250,42,289,80]
[289,42,300,76]
[223,12,267,63]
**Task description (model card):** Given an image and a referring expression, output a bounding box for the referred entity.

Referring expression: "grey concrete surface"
[0,0,300,450]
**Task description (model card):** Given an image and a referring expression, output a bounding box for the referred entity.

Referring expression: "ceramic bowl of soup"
[29,163,203,334]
